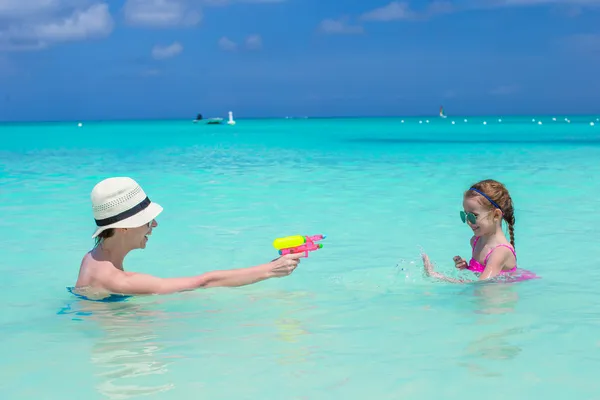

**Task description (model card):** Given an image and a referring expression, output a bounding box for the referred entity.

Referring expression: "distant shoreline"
[1,113,599,125]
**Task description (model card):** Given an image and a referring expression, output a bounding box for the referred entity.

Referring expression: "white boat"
[192,113,223,124]
[206,118,223,125]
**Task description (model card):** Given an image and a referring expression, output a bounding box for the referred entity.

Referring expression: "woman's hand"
[266,253,304,277]
[453,255,468,270]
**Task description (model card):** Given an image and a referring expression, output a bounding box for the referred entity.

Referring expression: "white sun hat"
[91,177,163,238]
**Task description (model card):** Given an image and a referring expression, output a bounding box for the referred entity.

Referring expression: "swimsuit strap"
[471,236,480,256]
[483,244,517,266]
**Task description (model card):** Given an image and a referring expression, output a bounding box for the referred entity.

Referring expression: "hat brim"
[92,202,163,238]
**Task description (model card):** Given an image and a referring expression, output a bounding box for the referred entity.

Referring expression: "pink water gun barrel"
[272,234,325,258]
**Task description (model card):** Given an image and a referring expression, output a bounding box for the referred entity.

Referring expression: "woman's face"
[124,219,158,250]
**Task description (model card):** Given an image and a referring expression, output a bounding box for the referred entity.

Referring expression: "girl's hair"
[464,179,516,248]
[94,228,115,247]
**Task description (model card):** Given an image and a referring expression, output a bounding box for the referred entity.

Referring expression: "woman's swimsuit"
[66,286,132,302]
[467,236,517,274]
[58,288,132,319]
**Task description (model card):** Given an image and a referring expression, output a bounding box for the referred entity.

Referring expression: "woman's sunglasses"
[460,211,477,224]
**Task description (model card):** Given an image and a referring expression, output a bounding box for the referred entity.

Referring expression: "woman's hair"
[94,228,115,247]
[464,179,516,248]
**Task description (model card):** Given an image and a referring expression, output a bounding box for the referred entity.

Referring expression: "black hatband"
[94,197,151,227]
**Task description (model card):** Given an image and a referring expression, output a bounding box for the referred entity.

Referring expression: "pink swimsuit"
[467,236,517,274]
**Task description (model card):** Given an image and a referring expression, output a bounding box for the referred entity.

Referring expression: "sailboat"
[439,106,447,119]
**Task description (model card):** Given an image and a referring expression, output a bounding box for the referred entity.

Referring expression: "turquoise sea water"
[1,115,600,399]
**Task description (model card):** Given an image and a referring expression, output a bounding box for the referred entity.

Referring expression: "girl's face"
[461,196,501,236]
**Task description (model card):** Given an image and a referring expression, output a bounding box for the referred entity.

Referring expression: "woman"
[73,177,303,300]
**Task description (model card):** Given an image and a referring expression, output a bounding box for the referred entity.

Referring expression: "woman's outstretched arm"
[91,253,304,295]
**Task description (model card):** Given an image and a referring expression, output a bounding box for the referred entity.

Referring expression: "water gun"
[272,234,325,258]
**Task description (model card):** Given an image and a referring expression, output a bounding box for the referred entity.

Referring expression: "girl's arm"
[478,247,513,280]
[423,249,513,284]
[423,254,475,283]
[453,236,477,270]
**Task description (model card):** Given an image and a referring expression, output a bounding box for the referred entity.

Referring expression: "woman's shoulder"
[80,249,116,270]
[79,251,93,266]
[77,251,96,274]
[76,251,114,287]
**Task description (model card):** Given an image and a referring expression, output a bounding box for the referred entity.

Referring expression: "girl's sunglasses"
[460,211,477,224]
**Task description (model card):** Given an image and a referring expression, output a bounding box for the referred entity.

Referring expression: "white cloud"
[123,0,202,27]
[151,41,183,59]
[360,0,598,23]
[359,1,454,22]
[202,0,286,5]
[215,35,262,51]
[0,3,114,51]
[0,0,59,17]
[30,4,113,41]
[493,0,600,5]
[245,34,262,50]
[319,17,364,34]
[457,0,600,14]
[218,36,236,51]
[121,0,283,28]
[360,1,416,21]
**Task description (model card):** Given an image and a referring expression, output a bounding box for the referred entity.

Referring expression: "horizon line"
[1,112,599,124]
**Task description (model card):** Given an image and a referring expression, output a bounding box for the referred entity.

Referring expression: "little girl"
[423,179,536,283]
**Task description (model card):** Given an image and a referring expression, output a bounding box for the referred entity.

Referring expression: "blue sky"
[0,0,599,121]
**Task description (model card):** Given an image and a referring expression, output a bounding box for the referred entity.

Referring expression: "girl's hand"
[422,253,470,284]
[422,253,435,276]
[453,256,468,270]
